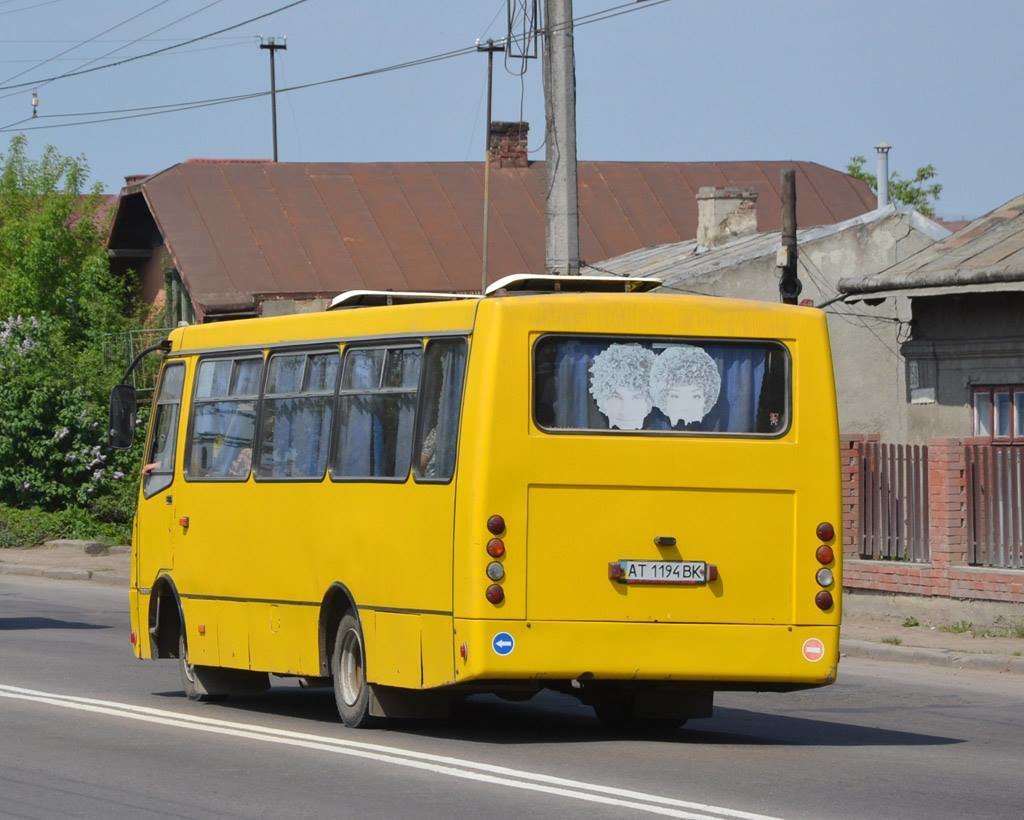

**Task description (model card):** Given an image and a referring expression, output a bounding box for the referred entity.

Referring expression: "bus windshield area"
[534,335,789,436]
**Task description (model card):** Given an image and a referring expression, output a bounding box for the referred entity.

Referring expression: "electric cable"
[0,0,311,92]
[0,0,673,133]
[0,0,70,17]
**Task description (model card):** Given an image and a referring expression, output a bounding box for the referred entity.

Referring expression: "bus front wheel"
[332,613,374,728]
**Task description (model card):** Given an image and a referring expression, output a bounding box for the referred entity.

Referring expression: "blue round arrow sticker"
[491,632,515,656]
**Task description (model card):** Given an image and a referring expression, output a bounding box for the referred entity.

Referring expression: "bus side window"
[256,350,340,480]
[143,362,185,498]
[187,356,263,480]
[413,339,467,482]
[333,345,421,480]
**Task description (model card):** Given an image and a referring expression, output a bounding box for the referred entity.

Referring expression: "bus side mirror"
[109,384,137,449]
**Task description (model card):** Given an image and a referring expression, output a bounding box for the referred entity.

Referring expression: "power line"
[0,0,231,104]
[0,0,70,17]
[0,42,250,63]
[0,0,173,88]
[0,0,673,134]
[0,0,312,92]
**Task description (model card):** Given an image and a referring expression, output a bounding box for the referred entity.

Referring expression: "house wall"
[902,293,1024,442]
[666,212,935,439]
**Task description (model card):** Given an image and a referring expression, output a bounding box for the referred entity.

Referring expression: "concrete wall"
[662,212,935,439]
[902,293,1024,442]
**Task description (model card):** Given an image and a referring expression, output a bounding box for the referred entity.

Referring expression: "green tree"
[0,135,141,534]
[847,155,943,218]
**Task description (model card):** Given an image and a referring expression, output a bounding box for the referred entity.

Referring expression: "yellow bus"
[111,275,842,728]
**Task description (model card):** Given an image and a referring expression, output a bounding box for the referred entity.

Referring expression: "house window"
[972,386,1024,443]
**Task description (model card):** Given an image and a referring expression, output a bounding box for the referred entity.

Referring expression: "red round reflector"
[486,538,506,558]
[487,515,506,536]
[485,584,505,604]
[816,544,835,565]
[815,590,834,611]
[816,522,835,542]
[129,631,137,646]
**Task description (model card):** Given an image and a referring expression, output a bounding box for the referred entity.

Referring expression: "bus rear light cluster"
[486,515,506,605]
[815,590,834,611]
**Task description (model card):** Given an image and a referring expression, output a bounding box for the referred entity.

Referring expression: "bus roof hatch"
[484,274,663,296]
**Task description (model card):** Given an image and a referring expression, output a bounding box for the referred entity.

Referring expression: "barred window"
[333,345,421,479]
[188,356,262,480]
[256,350,340,479]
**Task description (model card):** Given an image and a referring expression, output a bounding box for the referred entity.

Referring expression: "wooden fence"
[966,445,1024,569]
[859,442,930,562]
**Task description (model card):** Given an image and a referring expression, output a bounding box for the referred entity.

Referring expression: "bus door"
[137,361,187,589]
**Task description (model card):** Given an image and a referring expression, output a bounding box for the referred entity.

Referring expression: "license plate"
[612,560,707,585]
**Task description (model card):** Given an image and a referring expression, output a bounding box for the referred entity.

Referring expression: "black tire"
[331,613,374,727]
[593,695,687,732]
[178,634,225,702]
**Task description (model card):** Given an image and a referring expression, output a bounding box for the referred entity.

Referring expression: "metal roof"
[108,158,876,318]
[840,194,1024,299]
[584,205,949,290]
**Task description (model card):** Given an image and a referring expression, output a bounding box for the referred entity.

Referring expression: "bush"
[0,503,128,548]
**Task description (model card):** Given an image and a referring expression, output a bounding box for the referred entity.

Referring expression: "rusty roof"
[840,193,1024,298]
[109,158,876,318]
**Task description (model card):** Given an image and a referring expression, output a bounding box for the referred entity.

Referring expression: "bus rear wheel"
[332,613,374,728]
[178,634,269,701]
[179,634,226,702]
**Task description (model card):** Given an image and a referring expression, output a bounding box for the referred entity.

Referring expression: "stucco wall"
[902,293,1024,442]
[658,212,935,440]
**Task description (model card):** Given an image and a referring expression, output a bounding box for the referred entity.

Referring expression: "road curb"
[841,638,1024,675]
[0,564,127,586]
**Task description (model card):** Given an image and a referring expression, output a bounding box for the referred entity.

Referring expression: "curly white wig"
[649,345,721,417]
[589,344,657,413]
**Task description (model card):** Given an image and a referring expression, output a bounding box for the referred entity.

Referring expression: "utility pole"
[477,38,505,292]
[778,169,802,304]
[259,36,287,162]
[542,0,580,275]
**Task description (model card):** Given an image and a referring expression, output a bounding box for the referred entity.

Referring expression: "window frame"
[972,385,1024,445]
[184,353,265,482]
[328,340,425,484]
[530,332,793,439]
[142,361,186,499]
[252,345,341,483]
[411,337,470,486]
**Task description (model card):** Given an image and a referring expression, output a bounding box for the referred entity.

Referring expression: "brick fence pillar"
[927,438,967,578]
[839,435,865,558]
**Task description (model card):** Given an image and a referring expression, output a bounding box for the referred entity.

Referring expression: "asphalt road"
[1,576,1022,820]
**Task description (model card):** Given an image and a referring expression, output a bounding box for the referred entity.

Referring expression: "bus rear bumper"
[453,619,839,688]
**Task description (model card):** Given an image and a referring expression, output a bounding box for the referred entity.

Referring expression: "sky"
[0,0,1020,220]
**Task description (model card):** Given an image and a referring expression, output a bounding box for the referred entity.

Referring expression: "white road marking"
[0,683,783,820]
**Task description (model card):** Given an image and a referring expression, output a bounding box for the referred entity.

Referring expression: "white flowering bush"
[0,137,143,542]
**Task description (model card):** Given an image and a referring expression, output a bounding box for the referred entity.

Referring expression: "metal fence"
[859,442,930,562]
[966,445,1024,569]
[102,327,173,395]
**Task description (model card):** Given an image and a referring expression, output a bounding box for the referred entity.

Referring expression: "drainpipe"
[875,142,891,208]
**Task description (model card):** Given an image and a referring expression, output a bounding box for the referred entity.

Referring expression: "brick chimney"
[488,121,529,168]
[696,186,759,247]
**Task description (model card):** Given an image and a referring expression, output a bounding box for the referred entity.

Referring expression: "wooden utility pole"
[542,0,580,275]
[259,36,287,162]
[779,169,802,304]
[477,39,505,292]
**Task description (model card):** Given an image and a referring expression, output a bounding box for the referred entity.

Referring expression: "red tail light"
[816,545,835,565]
[485,584,504,604]
[129,631,137,646]
[486,538,506,558]
[487,515,506,535]
[815,590,834,611]
[816,522,835,542]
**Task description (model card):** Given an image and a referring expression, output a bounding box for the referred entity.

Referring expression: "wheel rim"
[180,638,196,684]
[339,628,364,707]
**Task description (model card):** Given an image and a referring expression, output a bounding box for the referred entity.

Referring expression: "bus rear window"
[534,336,788,436]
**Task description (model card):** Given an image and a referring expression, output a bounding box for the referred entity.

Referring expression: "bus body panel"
[130,293,840,695]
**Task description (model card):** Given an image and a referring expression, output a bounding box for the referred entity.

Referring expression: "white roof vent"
[328,290,481,311]
[484,273,662,296]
